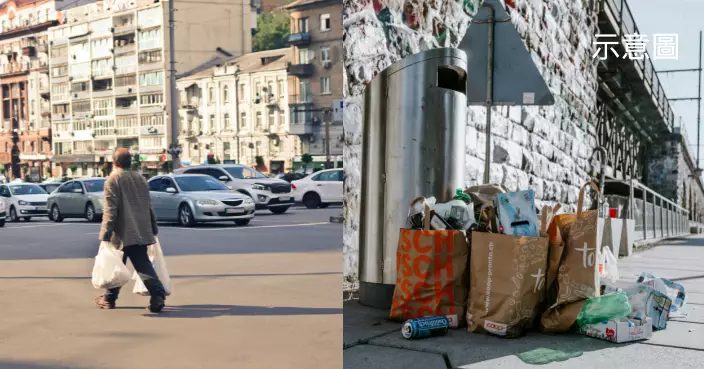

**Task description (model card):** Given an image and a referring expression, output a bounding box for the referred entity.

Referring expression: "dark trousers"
[105,244,165,303]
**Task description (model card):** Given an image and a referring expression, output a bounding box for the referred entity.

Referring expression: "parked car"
[148,174,255,226]
[174,164,293,214]
[0,200,5,227]
[38,183,62,194]
[0,183,50,221]
[47,178,106,222]
[292,168,344,209]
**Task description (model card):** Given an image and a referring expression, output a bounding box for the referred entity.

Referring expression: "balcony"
[287,63,314,77]
[288,94,313,105]
[113,23,136,36]
[116,103,138,116]
[289,121,313,135]
[0,62,30,77]
[114,41,136,55]
[286,32,312,46]
[116,126,139,137]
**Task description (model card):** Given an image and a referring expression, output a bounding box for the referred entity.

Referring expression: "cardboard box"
[580,317,653,343]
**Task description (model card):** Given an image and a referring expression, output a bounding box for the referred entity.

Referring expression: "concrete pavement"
[344,235,704,369]
[0,207,342,369]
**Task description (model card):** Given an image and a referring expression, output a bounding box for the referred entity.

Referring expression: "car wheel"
[319,203,330,209]
[23,217,31,221]
[178,204,196,227]
[234,219,250,226]
[269,206,290,214]
[51,205,64,223]
[9,206,19,222]
[302,193,321,209]
[0,218,4,227]
[85,203,98,222]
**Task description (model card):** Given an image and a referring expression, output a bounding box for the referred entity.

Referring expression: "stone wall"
[342,0,601,290]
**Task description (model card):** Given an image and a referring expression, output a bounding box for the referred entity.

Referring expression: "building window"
[72,100,91,112]
[137,7,162,28]
[73,120,90,131]
[115,75,136,87]
[255,82,262,98]
[51,83,69,101]
[269,110,275,130]
[52,104,69,115]
[238,83,246,101]
[255,112,262,130]
[320,13,331,32]
[141,114,164,126]
[138,50,162,64]
[209,85,215,103]
[223,141,231,160]
[115,55,136,75]
[140,93,163,106]
[297,17,308,33]
[94,99,114,116]
[224,113,230,129]
[92,58,112,77]
[279,110,285,127]
[50,46,67,58]
[299,80,310,101]
[223,85,229,102]
[138,27,162,50]
[320,46,331,63]
[51,65,68,78]
[139,71,164,86]
[298,48,309,64]
[91,38,111,58]
[69,63,91,80]
[240,112,247,128]
[277,80,284,98]
[321,77,331,94]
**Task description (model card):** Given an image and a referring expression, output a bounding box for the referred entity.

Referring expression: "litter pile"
[388,181,688,346]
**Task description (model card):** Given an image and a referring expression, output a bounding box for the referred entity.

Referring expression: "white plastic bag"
[91,241,131,289]
[602,246,620,283]
[133,238,173,296]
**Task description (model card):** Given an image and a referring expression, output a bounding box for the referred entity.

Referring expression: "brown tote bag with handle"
[541,182,601,333]
[466,214,550,338]
[389,198,470,328]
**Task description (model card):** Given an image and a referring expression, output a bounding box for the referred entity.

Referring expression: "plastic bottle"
[576,292,631,327]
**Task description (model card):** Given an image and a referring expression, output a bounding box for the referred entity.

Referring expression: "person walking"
[94,148,166,313]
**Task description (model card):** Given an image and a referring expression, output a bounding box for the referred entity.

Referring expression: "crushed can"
[402,316,450,339]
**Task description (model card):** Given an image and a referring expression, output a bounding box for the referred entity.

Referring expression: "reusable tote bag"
[541,182,601,333]
[389,198,470,328]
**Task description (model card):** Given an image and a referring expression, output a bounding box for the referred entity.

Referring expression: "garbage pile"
[388,181,688,345]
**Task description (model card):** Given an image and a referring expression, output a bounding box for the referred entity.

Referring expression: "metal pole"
[697,30,702,168]
[483,3,495,184]
[325,113,331,168]
[168,0,180,169]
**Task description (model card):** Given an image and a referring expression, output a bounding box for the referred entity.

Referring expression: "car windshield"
[223,166,268,179]
[175,176,229,191]
[9,184,47,195]
[83,179,106,192]
[44,184,60,193]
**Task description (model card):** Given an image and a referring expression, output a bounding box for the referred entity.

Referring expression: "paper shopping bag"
[466,226,549,337]
[389,199,470,328]
[541,182,601,333]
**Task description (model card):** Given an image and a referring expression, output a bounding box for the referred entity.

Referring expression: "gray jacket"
[99,168,158,247]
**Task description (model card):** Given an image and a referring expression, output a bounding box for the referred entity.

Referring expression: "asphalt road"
[0,206,343,369]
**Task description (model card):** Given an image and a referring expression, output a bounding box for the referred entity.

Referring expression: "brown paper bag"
[467,221,549,338]
[541,182,601,333]
[389,199,470,328]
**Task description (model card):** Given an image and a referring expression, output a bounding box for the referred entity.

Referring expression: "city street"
[0,206,343,369]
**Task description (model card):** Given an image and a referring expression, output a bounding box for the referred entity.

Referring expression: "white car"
[0,200,5,227]
[0,183,50,222]
[292,168,344,209]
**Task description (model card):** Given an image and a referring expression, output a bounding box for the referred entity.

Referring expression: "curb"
[330,216,344,223]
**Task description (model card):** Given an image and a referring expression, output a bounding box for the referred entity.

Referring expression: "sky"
[629,0,704,166]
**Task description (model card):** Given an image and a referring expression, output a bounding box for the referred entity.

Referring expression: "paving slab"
[343,300,399,348]
[344,345,448,369]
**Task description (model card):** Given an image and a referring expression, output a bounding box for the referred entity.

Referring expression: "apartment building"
[286,0,343,167]
[48,0,257,177]
[0,0,65,180]
[177,48,301,173]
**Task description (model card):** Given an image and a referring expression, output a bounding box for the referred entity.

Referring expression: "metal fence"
[605,179,690,242]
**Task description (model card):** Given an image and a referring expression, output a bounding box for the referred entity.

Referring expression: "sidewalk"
[344,235,704,369]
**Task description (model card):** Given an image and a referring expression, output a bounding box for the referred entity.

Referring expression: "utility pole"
[324,114,331,169]
[166,0,182,170]
[661,30,703,169]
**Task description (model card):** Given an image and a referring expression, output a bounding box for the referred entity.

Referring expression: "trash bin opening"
[437,65,467,94]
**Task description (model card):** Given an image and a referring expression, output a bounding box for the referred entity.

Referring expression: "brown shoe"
[94,295,116,309]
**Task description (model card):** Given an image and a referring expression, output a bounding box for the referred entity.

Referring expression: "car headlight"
[196,199,218,206]
[251,184,268,191]
[18,200,28,205]
[243,198,253,204]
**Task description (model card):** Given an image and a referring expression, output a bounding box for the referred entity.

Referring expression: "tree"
[252,12,290,52]
[255,156,265,167]
[68,164,78,177]
[301,153,313,170]
[131,154,141,170]
[207,154,219,165]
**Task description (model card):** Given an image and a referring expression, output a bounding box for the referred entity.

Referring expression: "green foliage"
[255,155,265,167]
[131,154,141,170]
[301,153,313,169]
[252,12,290,52]
[207,155,220,165]
[68,164,78,175]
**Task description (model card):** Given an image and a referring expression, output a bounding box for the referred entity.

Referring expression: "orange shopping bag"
[389,198,470,328]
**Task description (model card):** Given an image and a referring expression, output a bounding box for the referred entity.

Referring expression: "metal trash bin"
[358,48,468,309]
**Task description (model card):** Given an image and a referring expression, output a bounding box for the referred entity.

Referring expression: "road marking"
[83,221,334,235]
[3,223,93,230]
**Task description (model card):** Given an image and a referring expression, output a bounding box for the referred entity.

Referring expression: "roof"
[177,48,292,82]
[285,0,338,10]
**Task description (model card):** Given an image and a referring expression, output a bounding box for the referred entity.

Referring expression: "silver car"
[47,178,106,222]
[148,174,255,226]
[174,164,294,214]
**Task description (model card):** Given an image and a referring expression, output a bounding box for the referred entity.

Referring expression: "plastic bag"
[636,272,686,313]
[602,280,672,330]
[133,238,173,296]
[431,190,475,231]
[601,247,619,283]
[576,292,631,327]
[91,241,131,290]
